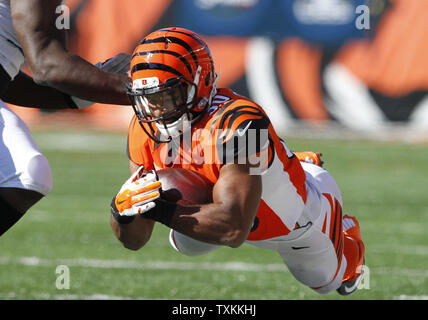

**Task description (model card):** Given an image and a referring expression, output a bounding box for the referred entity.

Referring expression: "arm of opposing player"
[10,0,129,105]
[1,71,77,109]
[168,163,262,248]
[110,161,156,251]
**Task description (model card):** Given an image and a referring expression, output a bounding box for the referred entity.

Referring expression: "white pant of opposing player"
[0,100,53,196]
[169,162,346,294]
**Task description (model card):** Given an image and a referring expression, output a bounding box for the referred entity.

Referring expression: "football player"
[110,27,365,296]
[0,0,130,237]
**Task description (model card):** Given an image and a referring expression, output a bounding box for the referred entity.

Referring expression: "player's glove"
[295,151,324,167]
[69,53,131,109]
[110,168,177,226]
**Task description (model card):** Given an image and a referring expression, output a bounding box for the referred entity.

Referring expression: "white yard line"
[0,292,156,300]
[395,295,428,300]
[1,256,427,300]
[32,132,126,153]
[0,256,286,272]
[1,256,427,278]
[370,244,428,256]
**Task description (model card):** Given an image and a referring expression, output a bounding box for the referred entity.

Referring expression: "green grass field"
[0,130,427,300]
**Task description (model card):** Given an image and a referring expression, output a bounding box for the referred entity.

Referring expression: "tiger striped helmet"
[127,27,218,143]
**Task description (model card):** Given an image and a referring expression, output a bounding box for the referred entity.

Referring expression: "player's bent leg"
[0,189,43,236]
[274,162,351,294]
[169,229,221,256]
[0,101,53,236]
[300,162,342,205]
[0,102,53,197]
[336,215,365,295]
[0,156,52,235]
[0,154,52,236]
[275,224,347,294]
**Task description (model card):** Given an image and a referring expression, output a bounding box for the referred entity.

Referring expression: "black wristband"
[110,197,135,225]
[140,198,177,226]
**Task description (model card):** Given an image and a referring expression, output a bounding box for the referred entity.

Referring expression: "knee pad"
[169,229,221,256]
[22,154,53,196]
[312,257,347,294]
[276,226,344,293]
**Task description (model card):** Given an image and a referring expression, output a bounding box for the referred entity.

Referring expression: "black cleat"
[337,262,365,296]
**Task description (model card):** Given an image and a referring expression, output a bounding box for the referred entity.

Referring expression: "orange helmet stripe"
[131,62,185,79]
[140,36,199,67]
[158,28,215,76]
[132,50,194,78]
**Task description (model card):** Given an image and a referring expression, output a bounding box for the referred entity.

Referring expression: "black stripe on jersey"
[250,217,259,232]
[217,105,264,125]
[218,108,269,133]
[215,107,272,166]
[330,199,343,254]
[335,199,343,258]
[267,134,275,169]
[209,100,237,135]
[131,63,185,79]
[141,37,198,68]
[216,128,271,166]
[132,50,194,79]
[159,28,215,76]
[330,207,338,251]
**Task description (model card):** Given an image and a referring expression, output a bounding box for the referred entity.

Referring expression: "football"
[157,168,214,205]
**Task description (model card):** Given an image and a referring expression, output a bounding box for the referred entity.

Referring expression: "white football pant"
[0,100,53,196]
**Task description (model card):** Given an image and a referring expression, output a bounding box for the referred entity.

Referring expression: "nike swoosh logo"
[117,199,127,205]
[344,281,360,294]
[343,270,364,294]
[236,121,252,137]
[291,246,310,250]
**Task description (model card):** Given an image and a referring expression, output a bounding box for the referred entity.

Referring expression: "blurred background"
[7,0,428,141]
[2,0,428,301]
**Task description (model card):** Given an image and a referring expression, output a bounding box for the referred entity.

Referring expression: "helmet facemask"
[127,77,198,143]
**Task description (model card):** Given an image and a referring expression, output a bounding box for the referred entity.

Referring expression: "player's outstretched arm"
[2,71,78,109]
[168,163,262,248]
[10,0,129,105]
[110,162,261,250]
[2,51,130,109]
[110,161,156,250]
[110,213,156,251]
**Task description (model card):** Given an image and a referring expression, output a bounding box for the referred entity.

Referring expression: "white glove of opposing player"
[114,168,162,217]
[70,53,131,109]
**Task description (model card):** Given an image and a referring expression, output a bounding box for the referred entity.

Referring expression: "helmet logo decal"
[133,77,159,89]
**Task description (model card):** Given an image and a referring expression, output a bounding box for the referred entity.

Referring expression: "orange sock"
[342,235,363,281]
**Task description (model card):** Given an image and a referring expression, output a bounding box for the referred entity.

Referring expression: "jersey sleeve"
[127,116,155,170]
[210,100,271,168]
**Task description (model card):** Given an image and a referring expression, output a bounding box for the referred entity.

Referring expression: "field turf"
[0,130,427,301]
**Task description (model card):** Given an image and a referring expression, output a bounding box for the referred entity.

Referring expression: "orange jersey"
[127,88,309,240]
